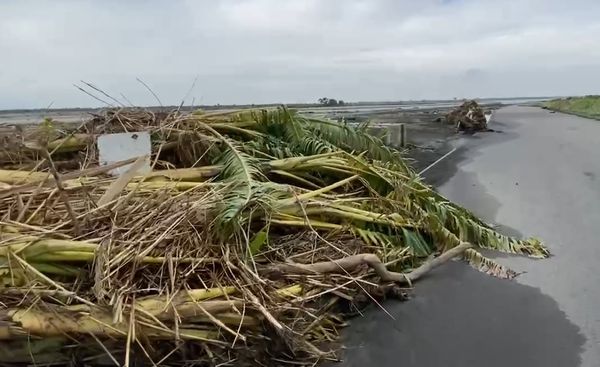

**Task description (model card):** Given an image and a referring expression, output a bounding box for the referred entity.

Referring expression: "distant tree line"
[318,97,345,106]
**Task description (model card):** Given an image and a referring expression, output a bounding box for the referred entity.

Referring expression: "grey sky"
[1,0,600,109]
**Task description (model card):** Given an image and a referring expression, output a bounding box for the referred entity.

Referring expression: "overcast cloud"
[1,0,600,109]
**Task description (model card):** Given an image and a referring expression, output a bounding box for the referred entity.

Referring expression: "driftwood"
[267,242,473,285]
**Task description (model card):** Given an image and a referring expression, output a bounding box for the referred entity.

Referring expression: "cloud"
[1,0,599,108]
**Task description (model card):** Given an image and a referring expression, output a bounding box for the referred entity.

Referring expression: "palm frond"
[463,248,517,279]
[415,195,549,257]
[250,108,337,157]
[304,116,408,169]
[216,138,263,186]
[250,108,304,142]
[211,138,265,237]
[401,228,433,257]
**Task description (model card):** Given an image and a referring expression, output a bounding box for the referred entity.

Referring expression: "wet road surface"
[340,106,600,366]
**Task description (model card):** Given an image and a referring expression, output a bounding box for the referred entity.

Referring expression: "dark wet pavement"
[341,262,583,367]
[339,106,600,366]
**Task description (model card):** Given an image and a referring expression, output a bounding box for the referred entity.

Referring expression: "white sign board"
[97,132,152,176]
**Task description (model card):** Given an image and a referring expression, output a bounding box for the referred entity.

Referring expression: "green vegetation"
[544,95,600,120]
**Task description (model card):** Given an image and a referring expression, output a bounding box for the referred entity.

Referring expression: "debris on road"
[0,107,548,365]
[446,100,490,132]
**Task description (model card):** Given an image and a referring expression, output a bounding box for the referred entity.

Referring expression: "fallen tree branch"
[265,242,473,285]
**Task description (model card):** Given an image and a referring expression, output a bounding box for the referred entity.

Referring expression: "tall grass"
[544,95,600,120]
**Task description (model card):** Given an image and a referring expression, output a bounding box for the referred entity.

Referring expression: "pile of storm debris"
[446,100,491,132]
[0,107,546,366]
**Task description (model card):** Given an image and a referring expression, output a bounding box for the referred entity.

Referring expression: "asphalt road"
[339,106,600,366]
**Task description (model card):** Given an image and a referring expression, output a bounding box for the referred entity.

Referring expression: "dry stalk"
[41,149,81,234]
